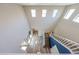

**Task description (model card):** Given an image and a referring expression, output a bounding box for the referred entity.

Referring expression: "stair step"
[67,44,73,47]
[73,49,79,52]
[74,51,79,54]
[63,41,71,45]
[62,40,68,43]
[67,43,76,47]
[70,45,78,49]
[61,40,66,42]
[71,47,79,51]
[58,39,63,42]
[65,42,73,46]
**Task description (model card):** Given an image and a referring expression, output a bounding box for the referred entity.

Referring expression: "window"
[64,9,75,19]
[52,9,58,18]
[73,14,79,23]
[42,9,47,17]
[31,9,36,17]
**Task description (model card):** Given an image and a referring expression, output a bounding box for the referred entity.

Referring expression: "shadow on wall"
[0,4,30,53]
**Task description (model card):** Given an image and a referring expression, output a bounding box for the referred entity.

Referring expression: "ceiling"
[23,6,65,32]
[19,3,76,32]
[19,3,74,6]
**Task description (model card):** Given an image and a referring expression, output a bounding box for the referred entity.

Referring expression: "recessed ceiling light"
[64,9,76,19]
[42,9,47,17]
[31,9,36,17]
[52,9,58,18]
[73,14,79,23]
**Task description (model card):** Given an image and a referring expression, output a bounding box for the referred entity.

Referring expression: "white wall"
[54,4,79,43]
[24,6,65,32]
[0,4,30,53]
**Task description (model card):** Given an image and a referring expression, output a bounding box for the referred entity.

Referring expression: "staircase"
[52,34,79,54]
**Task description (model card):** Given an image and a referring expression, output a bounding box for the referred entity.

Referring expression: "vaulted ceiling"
[18,3,75,32]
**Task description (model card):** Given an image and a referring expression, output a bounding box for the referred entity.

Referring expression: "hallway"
[0,3,79,54]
